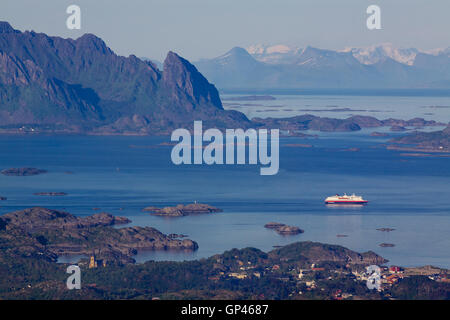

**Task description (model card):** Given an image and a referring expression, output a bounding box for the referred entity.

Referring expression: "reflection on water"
[325,204,367,209]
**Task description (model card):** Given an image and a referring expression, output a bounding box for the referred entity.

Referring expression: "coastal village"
[0,205,448,299]
[80,234,449,300]
[209,260,450,300]
[0,13,449,304]
[204,257,450,300]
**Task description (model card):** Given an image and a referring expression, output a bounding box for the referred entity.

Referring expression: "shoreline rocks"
[143,203,222,217]
[379,243,396,247]
[377,227,396,232]
[389,125,450,151]
[168,233,189,239]
[1,167,47,176]
[0,207,199,264]
[264,222,304,235]
[390,125,408,132]
[33,192,67,196]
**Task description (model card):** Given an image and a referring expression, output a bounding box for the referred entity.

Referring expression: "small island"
[377,227,396,232]
[33,192,67,196]
[143,203,222,217]
[390,125,408,132]
[370,131,389,137]
[264,222,304,235]
[390,125,450,152]
[1,167,47,176]
[379,243,396,247]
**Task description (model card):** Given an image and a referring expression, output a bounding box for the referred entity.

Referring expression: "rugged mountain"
[0,22,249,134]
[194,45,450,90]
[140,57,163,70]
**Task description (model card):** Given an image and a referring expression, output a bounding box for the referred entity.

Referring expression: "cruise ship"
[324,193,368,204]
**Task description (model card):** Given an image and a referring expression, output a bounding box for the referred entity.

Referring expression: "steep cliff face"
[162,51,223,111]
[0,49,103,127]
[0,22,249,134]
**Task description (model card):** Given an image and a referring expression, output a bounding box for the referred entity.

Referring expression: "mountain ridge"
[0,21,250,134]
[194,44,450,90]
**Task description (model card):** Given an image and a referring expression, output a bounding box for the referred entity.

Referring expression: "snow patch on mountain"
[246,43,449,66]
[246,44,301,64]
[341,43,419,65]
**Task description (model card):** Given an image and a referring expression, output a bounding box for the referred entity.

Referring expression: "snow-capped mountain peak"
[341,43,419,65]
[246,44,301,64]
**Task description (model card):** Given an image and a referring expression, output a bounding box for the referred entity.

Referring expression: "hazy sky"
[1,0,449,61]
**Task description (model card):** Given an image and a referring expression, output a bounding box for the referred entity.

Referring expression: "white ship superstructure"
[325,193,368,204]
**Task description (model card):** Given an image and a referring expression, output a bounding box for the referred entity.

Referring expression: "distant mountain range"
[0,22,248,134]
[0,21,448,136]
[194,44,450,90]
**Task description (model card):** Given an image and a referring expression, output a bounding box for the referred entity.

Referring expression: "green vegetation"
[0,209,448,300]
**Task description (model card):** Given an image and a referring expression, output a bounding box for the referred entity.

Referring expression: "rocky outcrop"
[252,115,361,132]
[33,192,67,196]
[264,222,304,235]
[252,115,444,133]
[379,243,396,247]
[143,203,223,217]
[377,228,396,232]
[269,241,388,265]
[390,125,450,151]
[390,125,408,132]
[1,207,130,232]
[1,167,47,176]
[264,222,286,229]
[0,207,198,264]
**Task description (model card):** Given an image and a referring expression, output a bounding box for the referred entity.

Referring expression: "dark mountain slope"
[0,22,249,134]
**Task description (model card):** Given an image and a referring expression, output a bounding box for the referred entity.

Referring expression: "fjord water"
[0,130,449,268]
[221,90,450,122]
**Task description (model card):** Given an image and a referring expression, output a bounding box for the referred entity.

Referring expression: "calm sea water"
[0,128,449,268]
[221,90,450,122]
